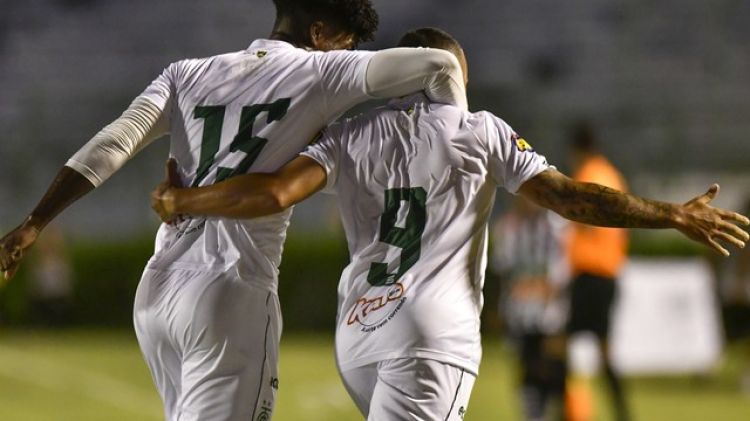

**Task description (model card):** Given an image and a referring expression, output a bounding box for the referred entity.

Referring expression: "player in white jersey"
[149,27,750,420]
[0,2,472,419]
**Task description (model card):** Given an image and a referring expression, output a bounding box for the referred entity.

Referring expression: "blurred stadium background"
[0,0,749,420]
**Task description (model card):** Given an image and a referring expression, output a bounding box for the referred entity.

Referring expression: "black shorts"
[566,273,617,339]
[722,303,750,340]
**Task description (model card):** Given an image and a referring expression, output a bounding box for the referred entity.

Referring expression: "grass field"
[0,329,748,420]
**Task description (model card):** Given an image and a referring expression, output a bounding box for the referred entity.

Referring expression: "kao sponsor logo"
[347,282,407,332]
[512,133,534,152]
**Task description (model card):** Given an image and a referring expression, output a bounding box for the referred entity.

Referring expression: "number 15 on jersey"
[191,98,291,187]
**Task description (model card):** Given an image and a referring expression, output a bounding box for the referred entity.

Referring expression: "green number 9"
[367,187,427,286]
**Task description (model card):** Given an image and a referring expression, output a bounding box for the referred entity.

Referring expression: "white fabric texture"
[340,358,476,421]
[301,94,551,375]
[134,268,281,421]
[365,47,467,110]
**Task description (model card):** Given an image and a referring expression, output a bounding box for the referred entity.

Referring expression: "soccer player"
[0,1,470,419]
[492,197,568,421]
[150,28,749,420]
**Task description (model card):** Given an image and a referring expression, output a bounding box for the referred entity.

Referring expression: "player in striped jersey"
[0,2,471,419]
[492,198,568,421]
[150,28,749,420]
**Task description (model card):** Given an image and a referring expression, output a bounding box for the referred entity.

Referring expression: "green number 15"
[192,98,291,187]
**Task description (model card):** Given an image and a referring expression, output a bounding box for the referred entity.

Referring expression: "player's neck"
[269,31,304,47]
[269,17,311,49]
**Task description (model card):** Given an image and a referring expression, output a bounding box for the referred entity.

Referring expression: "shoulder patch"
[512,133,534,152]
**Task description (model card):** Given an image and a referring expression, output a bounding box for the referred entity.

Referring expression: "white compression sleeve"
[364,48,468,110]
[65,97,168,187]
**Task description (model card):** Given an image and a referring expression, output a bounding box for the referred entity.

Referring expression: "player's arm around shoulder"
[365,47,468,109]
[151,156,328,222]
[518,169,750,256]
[153,118,345,223]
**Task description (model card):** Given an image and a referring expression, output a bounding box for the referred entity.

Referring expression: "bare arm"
[0,168,94,279]
[519,169,750,256]
[0,97,167,280]
[152,156,328,221]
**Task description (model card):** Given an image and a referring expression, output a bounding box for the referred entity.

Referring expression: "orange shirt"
[567,155,629,278]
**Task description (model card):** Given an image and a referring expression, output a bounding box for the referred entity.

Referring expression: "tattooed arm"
[518,169,750,256]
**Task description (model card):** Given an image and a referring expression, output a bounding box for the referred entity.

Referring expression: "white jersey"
[302,94,551,375]
[139,39,375,289]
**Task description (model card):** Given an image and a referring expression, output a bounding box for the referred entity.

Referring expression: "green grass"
[0,329,748,420]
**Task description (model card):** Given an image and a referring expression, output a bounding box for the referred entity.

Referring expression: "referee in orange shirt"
[565,122,630,421]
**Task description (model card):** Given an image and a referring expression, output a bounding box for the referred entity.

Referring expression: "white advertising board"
[609,258,723,374]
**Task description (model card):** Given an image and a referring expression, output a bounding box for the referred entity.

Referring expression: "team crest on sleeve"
[512,133,534,152]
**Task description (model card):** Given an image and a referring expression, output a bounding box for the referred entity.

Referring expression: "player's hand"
[151,158,183,224]
[0,221,40,280]
[675,184,750,256]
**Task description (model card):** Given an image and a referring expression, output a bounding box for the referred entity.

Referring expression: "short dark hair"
[273,0,379,43]
[397,27,463,58]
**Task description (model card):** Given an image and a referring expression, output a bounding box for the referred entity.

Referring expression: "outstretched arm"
[0,97,168,280]
[152,156,327,222]
[518,169,750,256]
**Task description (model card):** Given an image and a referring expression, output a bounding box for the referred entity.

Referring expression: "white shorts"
[340,358,476,421]
[133,268,281,421]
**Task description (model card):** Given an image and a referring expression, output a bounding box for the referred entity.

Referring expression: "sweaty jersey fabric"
[302,94,551,375]
[137,39,376,289]
[340,358,476,420]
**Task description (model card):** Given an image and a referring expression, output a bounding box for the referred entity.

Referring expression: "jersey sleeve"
[314,50,376,116]
[139,62,178,118]
[64,63,177,186]
[299,124,345,194]
[364,48,468,110]
[481,113,551,193]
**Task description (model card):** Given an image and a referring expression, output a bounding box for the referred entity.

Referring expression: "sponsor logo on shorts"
[270,376,279,390]
[256,400,273,421]
[347,282,407,332]
[458,406,466,419]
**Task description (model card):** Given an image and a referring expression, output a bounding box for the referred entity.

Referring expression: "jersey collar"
[388,93,429,112]
[247,39,297,51]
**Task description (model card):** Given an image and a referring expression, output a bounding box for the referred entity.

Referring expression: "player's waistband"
[143,260,279,294]
[336,348,480,377]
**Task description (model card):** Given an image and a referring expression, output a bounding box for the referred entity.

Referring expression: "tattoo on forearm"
[533,174,675,229]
